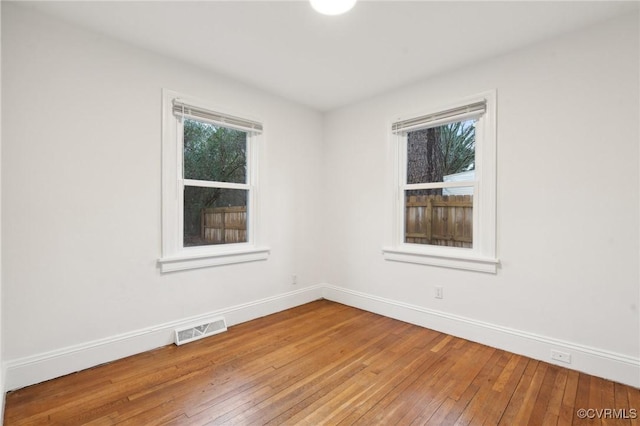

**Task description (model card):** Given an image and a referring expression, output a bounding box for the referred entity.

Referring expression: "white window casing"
[383,91,499,273]
[159,89,269,273]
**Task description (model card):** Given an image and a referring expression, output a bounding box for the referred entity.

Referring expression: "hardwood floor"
[4,300,639,425]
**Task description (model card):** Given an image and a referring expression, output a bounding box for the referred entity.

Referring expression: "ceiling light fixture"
[310,0,357,16]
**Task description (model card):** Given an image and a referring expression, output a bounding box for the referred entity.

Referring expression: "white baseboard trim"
[4,285,324,391]
[0,357,5,423]
[5,283,638,391]
[321,284,640,388]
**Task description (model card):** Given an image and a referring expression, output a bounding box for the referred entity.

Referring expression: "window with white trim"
[159,90,269,273]
[383,91,498,273]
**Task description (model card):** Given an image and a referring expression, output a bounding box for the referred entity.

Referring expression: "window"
[159,90,269,272]
[383,91,498,273]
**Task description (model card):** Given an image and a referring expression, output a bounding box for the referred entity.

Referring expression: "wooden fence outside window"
[201,206,247,244]
[405,195,473,248]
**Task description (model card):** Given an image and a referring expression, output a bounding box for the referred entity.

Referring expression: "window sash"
[179,122,253,248]
[160,89,269,272]
[183,179,250,191]
[383,91,497,273]
[403,181,477,191]
[399,129,479,250]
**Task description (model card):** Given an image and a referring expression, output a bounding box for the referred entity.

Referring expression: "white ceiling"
[17,1,639,111]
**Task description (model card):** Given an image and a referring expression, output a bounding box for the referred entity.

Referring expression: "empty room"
[1,0,639,424]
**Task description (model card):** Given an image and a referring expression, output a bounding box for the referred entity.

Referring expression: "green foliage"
[183,119,247,184]
[439,120,475,176]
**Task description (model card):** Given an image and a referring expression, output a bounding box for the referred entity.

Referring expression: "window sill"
[159,246,270,273]
[382,246,498,274]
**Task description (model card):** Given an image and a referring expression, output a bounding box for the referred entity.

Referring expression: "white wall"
[322,14,639,384]
[2,4,325,387]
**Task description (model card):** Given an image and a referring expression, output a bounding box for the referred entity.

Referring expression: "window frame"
[383,91,498,273]
[159,89,269,273]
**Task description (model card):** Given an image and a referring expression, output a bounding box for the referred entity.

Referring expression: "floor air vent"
[174,317,227,346]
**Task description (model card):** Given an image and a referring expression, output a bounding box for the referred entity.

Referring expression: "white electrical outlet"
[292,274,297,285]
[551,350,571,364]
[435,286,443,299]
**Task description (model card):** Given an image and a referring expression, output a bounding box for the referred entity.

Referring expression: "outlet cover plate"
[551,350,571,364]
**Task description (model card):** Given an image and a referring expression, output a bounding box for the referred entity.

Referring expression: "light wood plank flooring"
[4,300,639,425]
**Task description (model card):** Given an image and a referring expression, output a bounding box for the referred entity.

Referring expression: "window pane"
[406,120,476,184]
[183,118,247,183]
[184,187,248,247]
[405,188,473,248]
